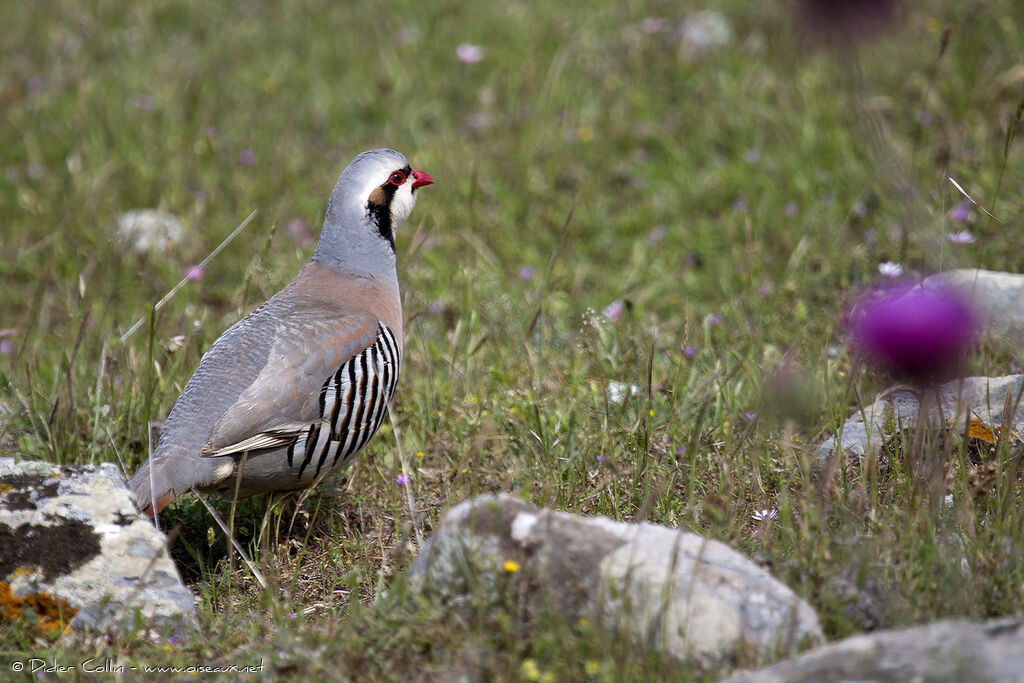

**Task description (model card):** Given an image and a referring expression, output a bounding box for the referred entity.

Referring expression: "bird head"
[315,148,434,275]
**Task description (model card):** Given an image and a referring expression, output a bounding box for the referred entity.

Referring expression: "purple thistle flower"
[395,474,409,485]
[848,282,976,383]
[683,345,695,358]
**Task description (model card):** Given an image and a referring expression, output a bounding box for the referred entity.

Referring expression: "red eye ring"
[389,170,407,185]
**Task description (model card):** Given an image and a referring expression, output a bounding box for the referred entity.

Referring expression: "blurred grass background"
[2,0,1024,679]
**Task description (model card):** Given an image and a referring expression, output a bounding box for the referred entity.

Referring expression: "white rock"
[408,495,822,670]
[0,458,196,632]
[818,374,1024,459]
[926,269,1024,346]
[721,618,1024,683]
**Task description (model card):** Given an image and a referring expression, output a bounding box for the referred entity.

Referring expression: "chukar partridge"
[129,148,433,515]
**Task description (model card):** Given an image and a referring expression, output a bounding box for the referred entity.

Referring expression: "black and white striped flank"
[288,322,401,482]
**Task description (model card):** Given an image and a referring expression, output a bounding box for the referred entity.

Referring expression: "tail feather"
[129,450,223,515]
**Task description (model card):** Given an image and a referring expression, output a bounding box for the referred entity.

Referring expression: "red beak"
[411,169,434,190]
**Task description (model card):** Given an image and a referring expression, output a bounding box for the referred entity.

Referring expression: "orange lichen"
[0,581,77,637]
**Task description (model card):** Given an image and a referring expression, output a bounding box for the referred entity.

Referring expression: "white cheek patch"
[389,184,417,231]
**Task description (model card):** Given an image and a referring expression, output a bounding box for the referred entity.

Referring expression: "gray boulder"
[720,618,1024,683]
[818,374,1024,460]
[408,494,822,670]
[0,458,196,633]
[926,269,1024,345]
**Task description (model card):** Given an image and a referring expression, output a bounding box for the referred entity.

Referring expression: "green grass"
[3,0,1024,679]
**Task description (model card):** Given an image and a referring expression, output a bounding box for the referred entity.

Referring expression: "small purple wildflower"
[877,261,903,278]
[947,230,975,245]
[466,112,492,128]
[745,412,757,420]
[602,300,625,322]
[239,148,255,166]
[732,196,748,213]
[745,147,761,164]
[675,445,685,454]
[706,314,723,326]
[784,200,799,217]
[644,225,666,246]
[595,455,604,462]
[848,282,977,383]
[286,218,315,246]
[168,636,180,644]
[456,43,484,63]
[641,17,666,34]
[132,93,155,110]
[0,340,13,354]
[395,474,409,485]
[183,265,204,281]
[518,265,535,281]
[287,612,297,619]
[415,232,436,249]
[951,200,972,223]
[395,26,420,45]
[683,345,695,358]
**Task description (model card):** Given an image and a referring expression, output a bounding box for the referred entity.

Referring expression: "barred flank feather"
[296,322,401,482]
